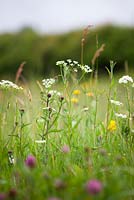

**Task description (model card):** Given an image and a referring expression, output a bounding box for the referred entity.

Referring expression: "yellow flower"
[86,92,94,97]
[71,98,79,104]
[73,90,81,95]
[108,120,117,132]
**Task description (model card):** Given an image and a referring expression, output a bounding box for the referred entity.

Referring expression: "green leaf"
[48,129,62,133]
[21,123,31,129]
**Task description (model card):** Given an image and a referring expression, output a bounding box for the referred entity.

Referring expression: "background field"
[0,25,134,78]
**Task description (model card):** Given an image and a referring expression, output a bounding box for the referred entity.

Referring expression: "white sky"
[0,0,134,33]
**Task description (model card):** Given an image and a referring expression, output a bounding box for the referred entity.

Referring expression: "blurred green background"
[0,25,134,78]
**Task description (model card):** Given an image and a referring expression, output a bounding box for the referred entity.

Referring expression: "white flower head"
[72,120,77,128]
[56,59,93,74]
[80,64,92,73]
[67,59,72,63]
[119,75,133,84]
[110,99,123,106]
[0,80,23,90]
[81,107,89,112]
[115,113,127,119]
[8,151,15,165]
[9,157,15,164]
[35,140,46,144]
[56,59,79,69]
[56,61,65,66]
[42,78,55,88]
[73,68,78,72]
[48,90,61,97]
[73,61,78,65]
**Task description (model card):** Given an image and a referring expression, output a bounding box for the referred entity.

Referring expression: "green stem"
[93,94,98,147]
[126,87,131,128]
[48,102,62,131]
[90,64,95,84]
[81,42,84,66]
[106,87,111,127]
[94,95,98,130]
[19,112,23,157]
[42,96,50,140]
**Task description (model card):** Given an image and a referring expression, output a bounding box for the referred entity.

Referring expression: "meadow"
[0,58,134,200]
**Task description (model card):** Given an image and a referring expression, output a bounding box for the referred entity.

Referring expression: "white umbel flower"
[56,61,65,66]
[110,99,123,106]
[42,78,55,88]
[48,90,61,96]
[115,113,127,119]
[56,59,92,74]
[73,61,78,65]
[67,59,72,63]
[35,140,46,144]
[0,80,23,90]
[119,75,133,84]
[79,64,92,73]
[81,107,89,112]
[9,157,15,164]
[56,59,79,68]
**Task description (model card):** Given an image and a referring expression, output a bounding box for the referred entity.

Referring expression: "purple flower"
[0,193,6,200]
[86,179,102,195]
[25,155,36,169]
[61,145,70,153]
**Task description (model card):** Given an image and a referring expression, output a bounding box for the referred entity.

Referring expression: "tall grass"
[0,58,134,200]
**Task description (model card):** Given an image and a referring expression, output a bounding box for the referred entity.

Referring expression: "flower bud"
[47,93,51,98]
[25,155,36,169]
[86,179,102,195]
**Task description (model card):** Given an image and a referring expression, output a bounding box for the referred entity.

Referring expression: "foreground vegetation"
[0,59,134,200]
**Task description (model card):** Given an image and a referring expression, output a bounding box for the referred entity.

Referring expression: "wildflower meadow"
[0,52,134,199]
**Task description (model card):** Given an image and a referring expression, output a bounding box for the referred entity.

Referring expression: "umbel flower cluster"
[110,99,123,106]
[0,80,23,90]
[119,75,133,84]
[56,59,92,73]
[48,90,61,97]
[115,113,127,119]
[42,78,55,89]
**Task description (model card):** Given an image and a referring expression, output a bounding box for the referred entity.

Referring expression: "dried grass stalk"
[91,44,105,66]
[15,61,26,84]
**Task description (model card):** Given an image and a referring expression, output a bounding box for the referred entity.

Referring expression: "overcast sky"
[0,0,134,33]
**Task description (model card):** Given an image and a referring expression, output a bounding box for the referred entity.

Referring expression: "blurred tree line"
[0,25,134,78]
